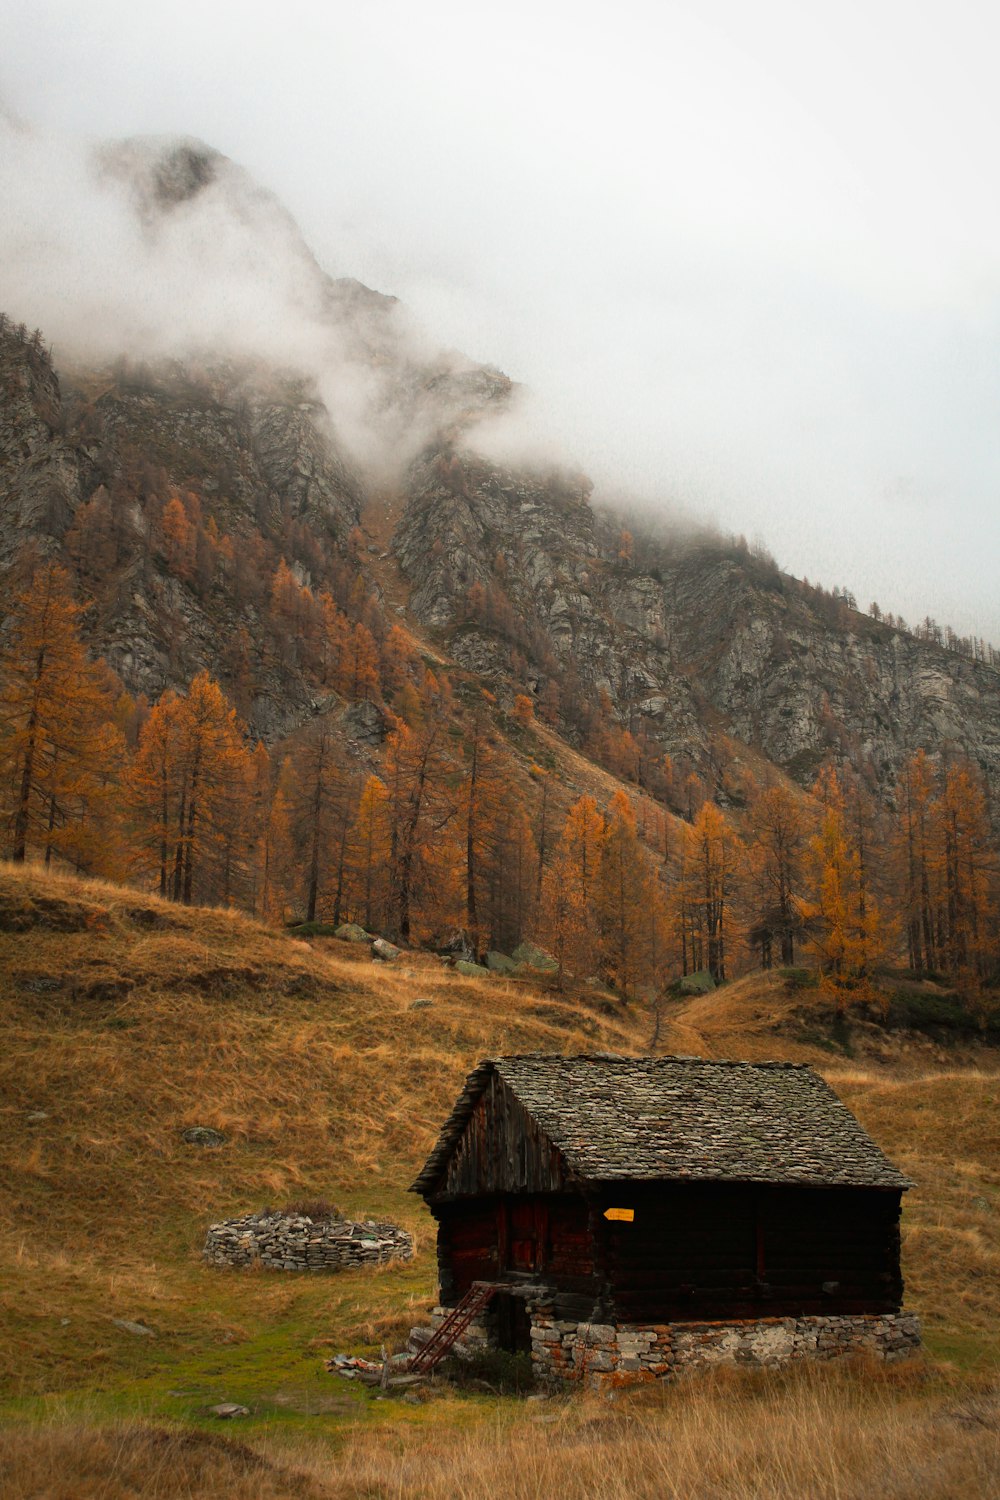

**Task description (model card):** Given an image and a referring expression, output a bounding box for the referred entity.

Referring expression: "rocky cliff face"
[0,331,80,559]
[0,324,369,730]
[392,442,1000,792]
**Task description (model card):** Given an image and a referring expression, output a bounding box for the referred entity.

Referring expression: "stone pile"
[203,1210,413,1272]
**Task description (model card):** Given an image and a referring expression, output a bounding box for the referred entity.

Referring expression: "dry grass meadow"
[1,861,999,1497]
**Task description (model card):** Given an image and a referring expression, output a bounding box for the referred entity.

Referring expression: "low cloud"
[0,119,497,481]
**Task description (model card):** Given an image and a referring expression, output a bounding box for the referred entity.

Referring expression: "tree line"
[2,562,997,995]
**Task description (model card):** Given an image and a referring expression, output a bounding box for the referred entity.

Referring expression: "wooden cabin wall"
[435,1198,500,1305]
[437,1074,567,1199]
[599,1183,903,1321]
[434,1192,600,1316]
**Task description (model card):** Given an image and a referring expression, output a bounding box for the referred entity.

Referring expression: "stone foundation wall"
[528,1307,922,1386]
[420,1293,921,1386]
[203,1211,413,1272]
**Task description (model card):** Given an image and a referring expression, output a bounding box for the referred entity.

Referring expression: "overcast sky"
[3,0,999,641]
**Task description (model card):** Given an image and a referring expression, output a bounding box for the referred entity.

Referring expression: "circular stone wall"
[203,1210,413,1271]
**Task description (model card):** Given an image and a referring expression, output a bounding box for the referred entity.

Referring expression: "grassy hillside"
[0,862,643,1405]
[1,862,999,1496]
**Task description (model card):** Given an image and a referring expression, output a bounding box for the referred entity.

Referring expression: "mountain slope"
[3,128,999,797]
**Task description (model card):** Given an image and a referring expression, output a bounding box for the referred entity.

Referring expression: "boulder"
[512,941,559,973]
[485,951,516,974]
[335,923,370,943]
[436,928,475,962]
[455,959,491,978]
[182,1126,225,1148]
[372,937,401,962]
[676,969,716,995]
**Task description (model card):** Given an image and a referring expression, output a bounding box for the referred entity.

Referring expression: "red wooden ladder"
[408,1281,501,1373]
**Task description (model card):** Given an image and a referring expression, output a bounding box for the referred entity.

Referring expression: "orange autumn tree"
[542,794,606,982]
[281,723,357,925]
[934,759,998,978]
[127,671,252,904]
[380,625,416,697]
[895,748,939,973]
[0,561,123,868]
[160,495,196,580]
[247,739,292,922]
[671,800,742,983]
[383,714,459,942]
[744,778,810,968]
[477,784,538,956]
[349,773,393,932]
[804,765,887,978]
[343,622,380,703]
[595,790,663,998]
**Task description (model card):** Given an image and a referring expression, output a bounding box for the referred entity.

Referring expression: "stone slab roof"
[411,1054,913,1195]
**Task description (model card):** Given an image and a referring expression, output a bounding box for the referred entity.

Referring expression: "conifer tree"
[281,724,355,924]
[805,766,886,978]
[542,795,606,980]
[383,716,458,941]
[689,800,739,983]
[745,779,809,967]
[128,671,251,904]
[596,790,661,997]
[0,562,122,866]
[349,774,392,932]
[936,759,997,977]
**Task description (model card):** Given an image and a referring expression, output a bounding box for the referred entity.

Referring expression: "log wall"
[437,1074,568,1199]
[599,1182,903,1320]
[435,1181,903,1321]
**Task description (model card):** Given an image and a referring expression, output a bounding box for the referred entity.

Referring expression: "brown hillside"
[1,862,998,1422]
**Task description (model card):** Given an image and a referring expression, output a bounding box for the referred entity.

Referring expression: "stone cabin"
[410,1054,920,1382]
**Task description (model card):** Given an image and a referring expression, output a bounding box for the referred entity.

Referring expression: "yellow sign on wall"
[604,1207,635,1222]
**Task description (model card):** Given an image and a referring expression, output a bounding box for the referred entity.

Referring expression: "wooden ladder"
[408,1281,501,1373]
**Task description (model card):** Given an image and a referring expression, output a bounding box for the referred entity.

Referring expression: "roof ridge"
[491,1052,811,1070]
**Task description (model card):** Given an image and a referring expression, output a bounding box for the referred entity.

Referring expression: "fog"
[2,0,999,640]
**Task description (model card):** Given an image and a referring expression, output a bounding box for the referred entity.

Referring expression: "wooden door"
[506,1198,548,1274]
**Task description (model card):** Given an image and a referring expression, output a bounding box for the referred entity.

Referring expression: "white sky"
[2,0,999,641]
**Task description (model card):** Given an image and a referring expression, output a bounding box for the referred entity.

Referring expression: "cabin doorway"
[500,1198,549,1275]
[492,1292,531,1354]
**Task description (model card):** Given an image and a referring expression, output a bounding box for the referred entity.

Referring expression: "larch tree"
[596,790,661,998]
[462,712,510,958]
[895,749,938,972]
[247,740,291,922]
[479,786,538,956]
[349,774,392,932]
[688,800,741,984]
[0,562,122,866]
[542,795,606,981]
[805,765,886,979]
[383,716,458,942]
[281,724,355,925]
[128,671,251,905]
[935,759,997,977]
[745,779,809,967]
